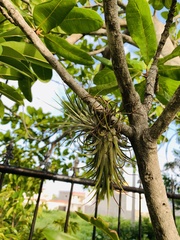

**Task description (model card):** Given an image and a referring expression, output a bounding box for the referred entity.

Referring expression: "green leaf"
[0,82,24,105]
[44,34,94,65]
[31,63,52,82]
[0,45,2,55]
[127,58,146,71]
[76,211,91,222]
[6,207,14,218]
[0,46,36,80]
[89,83,118,95]
[0,99,4,118]
[33,0,76,33]
[0,66,23,80]
[93,56,112,69]
[79,0,87,5]
[156,76,180,105]
[18,79,32,102]
[158,45,180,65]
[149,0,164,10]
[159,65,180,81]
[1,42,51,69]
[0,27,25,40]
[26,106,36,116]
[90,68,118,95]
[93,67,116,85]
[135,80,146,102]
[76,212,120,240]
[0,55,35,80]
[163,0,172,9]
[126,0,157,65]
[60,7,103,34]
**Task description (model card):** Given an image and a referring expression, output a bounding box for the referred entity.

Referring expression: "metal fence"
[0,164,180,240]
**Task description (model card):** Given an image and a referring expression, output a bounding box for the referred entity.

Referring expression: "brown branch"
[143,0,177,111]
[90,29,135,46]
[66,34,83,44]
[149,86,180,140]
[0,0,133,138]
[103,0,146,126]
[0,6,15,24]
[43,131,70,164]
[103,0,132,99]
[84,3,103,8]
[122,33,135,46]
[88,47,106,56]
[117,0,126,10]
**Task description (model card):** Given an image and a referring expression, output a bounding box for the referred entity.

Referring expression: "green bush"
[95,217,155,240]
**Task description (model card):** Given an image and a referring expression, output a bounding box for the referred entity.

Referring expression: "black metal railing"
[0,164,179,240]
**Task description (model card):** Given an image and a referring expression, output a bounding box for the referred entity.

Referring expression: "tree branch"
[143,0,177,111]
[103,0,146,126]
[66,34,83,44]
[90,29,135,46]
[89,47,106,56]
[149,86,180,140]
[0,5,15,24]
[117,0,126,10]
[0,0,133,138]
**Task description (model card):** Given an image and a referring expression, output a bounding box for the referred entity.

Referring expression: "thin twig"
[43,131,69,164]
[149,86,180,140]
[66,34,83,44]
[143,0,177,111]
[89,47,106,56]
[117,0,126,10]
[0,6,15,24]
[84,4,103,8]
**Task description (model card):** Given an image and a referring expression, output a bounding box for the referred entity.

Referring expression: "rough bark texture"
[130,130,180,239]
[103,0,180,239]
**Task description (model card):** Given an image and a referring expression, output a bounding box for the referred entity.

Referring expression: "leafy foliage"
[126,0,157,65]
[0,0,179,109]
[76,212,120,240]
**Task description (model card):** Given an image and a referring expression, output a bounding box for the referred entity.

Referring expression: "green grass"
[35,210,180,240]
[176,216,180,234]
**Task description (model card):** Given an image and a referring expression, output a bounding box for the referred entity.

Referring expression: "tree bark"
[131,129,180,239]
[103,0,180,239]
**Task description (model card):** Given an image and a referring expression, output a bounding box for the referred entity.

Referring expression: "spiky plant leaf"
[59,94,131,201]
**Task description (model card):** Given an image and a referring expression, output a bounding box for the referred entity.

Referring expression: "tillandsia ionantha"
[60,94,132,201]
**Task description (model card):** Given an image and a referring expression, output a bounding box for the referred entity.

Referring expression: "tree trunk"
[131,130,180,240]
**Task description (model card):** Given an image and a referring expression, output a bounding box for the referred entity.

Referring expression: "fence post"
[28,179,44,240]
[92,190,99,240]
[171,180,176,226]
[64,181,74,233]
[64,157,79,233]
[138,181,142,240]
[0,142,13,191]
[117,190,122,237]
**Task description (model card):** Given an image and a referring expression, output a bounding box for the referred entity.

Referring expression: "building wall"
[39,189,150,221]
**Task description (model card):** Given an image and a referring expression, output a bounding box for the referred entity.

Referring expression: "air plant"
[60,94,131,201]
